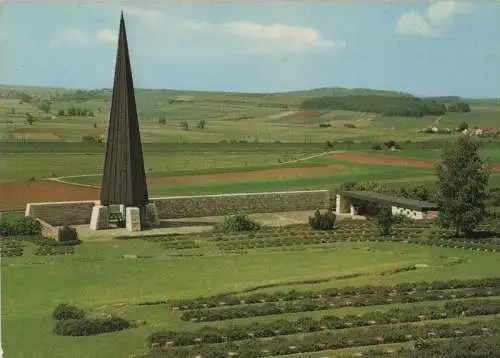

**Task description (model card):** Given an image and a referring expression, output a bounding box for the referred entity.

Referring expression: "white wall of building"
[391,205,424,220]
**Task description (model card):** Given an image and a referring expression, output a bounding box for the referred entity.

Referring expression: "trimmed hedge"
[146,318,500,357]
[35,246,74,256]
[169,277,500,311]
[179,286,500,322]
[149,298,500,347]
[0,216,41,236]
[53,317,131,336]
[355,335,500,358]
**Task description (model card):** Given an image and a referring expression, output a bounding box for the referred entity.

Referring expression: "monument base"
[126,207,141,232]
[144,202,160,227]
[90,205,109,230]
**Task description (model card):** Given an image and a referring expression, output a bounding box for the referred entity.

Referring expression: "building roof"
[342,190,438,211]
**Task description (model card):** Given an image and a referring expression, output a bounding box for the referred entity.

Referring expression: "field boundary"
[50,150,339,187]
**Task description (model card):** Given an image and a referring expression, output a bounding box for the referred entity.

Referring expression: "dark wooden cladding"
[100,12,149,207]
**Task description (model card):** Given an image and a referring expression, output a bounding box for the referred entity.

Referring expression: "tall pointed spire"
[99,12,149,207]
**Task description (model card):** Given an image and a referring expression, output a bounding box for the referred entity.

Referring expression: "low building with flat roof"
[336,190,438,220]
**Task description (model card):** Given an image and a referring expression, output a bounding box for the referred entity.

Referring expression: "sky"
[0,1,499,98]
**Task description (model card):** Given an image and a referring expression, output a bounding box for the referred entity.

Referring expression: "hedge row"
[51,303,132,336]
[147,318,500,357]
[28,236,81,247]
[161,241,199,250]
[180,286,500,322]
[150,298,500,347]
[0,238,25,248]
[54,317,131,336]
[117,234,200,250]
[0,247,23,257]
[169,277,500,311]
[357,334,500,358]
[118,234,189,242]
[35,246,74,256]
[213,226,500,252]
[0,216,41,236]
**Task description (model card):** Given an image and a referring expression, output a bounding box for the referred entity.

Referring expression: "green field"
[3,219,500,358]
[2,85,500,357]
[1,84,500,145]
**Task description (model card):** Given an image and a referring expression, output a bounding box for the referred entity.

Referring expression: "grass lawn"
[2,233,499,358]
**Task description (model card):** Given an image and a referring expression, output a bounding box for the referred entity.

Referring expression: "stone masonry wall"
[25,190,331,225]
[36,218,60,239]
[26,200,98,226]
[152,190,331,219]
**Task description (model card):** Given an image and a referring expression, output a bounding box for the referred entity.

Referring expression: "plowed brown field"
[330,151,500,171]
[0,181,99,211]
[1,165,344,211]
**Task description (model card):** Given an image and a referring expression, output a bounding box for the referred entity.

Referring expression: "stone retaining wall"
[36,218,60,239]
[26,200,98,226]
[26,190,331,225]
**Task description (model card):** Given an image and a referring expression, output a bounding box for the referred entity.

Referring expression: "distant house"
[336,191,439,220]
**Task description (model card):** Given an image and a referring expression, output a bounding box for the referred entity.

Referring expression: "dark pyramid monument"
[90,12,159,232]
[100,12,148,207]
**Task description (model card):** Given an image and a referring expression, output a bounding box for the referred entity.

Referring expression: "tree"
[180,120,189,131]
[376,205,394,235]
[57,109,65,116]
[435,135,490,237]
[39,102,51,114]
[308,209,336,230]
[458,121,469,132]
[26,113,34,125]
[197,119,206,130]
[158,116,166,125]
[448,102,471,113]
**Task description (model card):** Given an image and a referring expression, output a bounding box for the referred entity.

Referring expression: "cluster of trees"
[301,95,448,118]
[362,135,490,237]
[176,119,206,130]
[448,102,471,113]
[57,108,95,117]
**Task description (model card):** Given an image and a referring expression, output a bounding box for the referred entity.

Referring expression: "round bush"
[52,303,85,320]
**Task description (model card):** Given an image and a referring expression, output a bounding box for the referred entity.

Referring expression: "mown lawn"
[2,235,499,358]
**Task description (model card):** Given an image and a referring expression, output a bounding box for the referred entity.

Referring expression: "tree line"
[301,95,472,118]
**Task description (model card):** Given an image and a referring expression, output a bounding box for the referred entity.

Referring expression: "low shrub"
[29,236,80,247]
[308,210,336,230]
[52,303,86,320]
[151,298,500,347]
[53,317,131,336]
[35,246,74,255]
[216,215,261,232]
[0,216,41,236]
[150,318,500,357]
